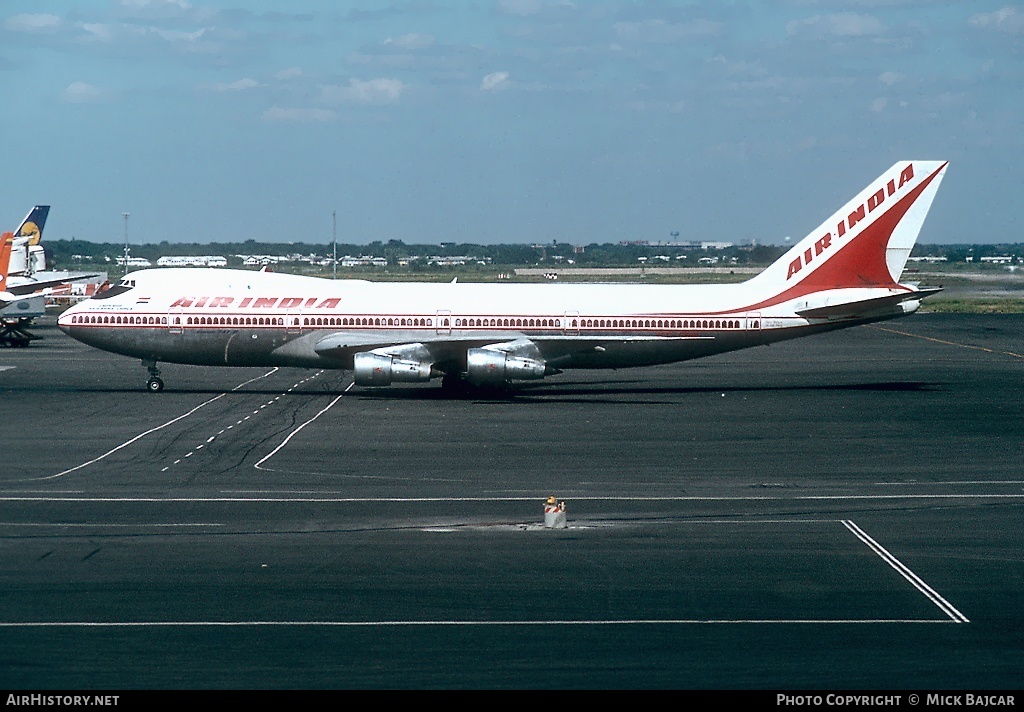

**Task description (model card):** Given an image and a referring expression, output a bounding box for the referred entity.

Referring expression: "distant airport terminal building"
[115,257,153,267]
[156,256,228,267]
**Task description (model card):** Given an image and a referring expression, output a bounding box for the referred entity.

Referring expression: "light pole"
[332,210,337,280]
[122,212,131,277]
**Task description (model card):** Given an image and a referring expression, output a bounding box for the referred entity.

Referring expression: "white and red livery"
[59,161,948,392]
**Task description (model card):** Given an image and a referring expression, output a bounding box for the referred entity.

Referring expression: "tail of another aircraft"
[746,161,948,303]
[14,206,50,246]
[0,232,15,293]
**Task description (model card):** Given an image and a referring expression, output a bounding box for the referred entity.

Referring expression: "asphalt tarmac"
[1,314,1022,689]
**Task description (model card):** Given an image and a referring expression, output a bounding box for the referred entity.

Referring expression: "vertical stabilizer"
[14,206,50,246]
[746,161,948,303]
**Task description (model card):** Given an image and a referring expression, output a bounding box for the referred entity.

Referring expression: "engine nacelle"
[353,352,432,387]
[466,347,546,386]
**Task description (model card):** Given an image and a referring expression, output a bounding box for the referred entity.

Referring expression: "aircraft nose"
[57,306,78,334]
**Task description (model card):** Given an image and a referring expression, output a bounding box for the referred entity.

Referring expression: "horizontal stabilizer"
[796,287,942,319]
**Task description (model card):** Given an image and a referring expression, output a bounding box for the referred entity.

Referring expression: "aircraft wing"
[0,289,50,309]
[310,330,717,374]
[795,287,942,320]
[6,273,102,297]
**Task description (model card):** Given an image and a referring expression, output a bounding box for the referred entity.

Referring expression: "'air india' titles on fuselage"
[169,297,342,309]
[785,163,916,280]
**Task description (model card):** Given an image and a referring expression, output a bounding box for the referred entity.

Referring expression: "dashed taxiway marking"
[38,368,281,481]
[162,371,328,472]
[870,325,1024,359]
[251,380,353,472]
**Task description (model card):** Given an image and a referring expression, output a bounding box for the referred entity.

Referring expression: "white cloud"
[629,99,686,114]
[787,14,886,37]
[212,78,260,91]
[320,78,406,105]
[153,27,206,43]
[274,67,303,80]
[480,71,510,91]
[262,106,337,123]
[79,23,118,42]
[4,13,61,33]
[969,6,1024,34]
[869,97,887,113]
[120,0,190,6]
[614,18,724,43]
[499,0,543,15]
[63,82,104,103]
[119,0,192,11]
[383,33,435,50]
[878,71,904,86]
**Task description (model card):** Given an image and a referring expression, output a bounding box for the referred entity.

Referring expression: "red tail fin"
[745,161,948,308]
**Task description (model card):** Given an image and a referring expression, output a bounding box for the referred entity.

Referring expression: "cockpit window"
[90,280,135,300]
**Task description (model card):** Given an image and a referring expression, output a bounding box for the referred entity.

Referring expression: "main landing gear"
[0,318,38,348]
[144,360,164,392]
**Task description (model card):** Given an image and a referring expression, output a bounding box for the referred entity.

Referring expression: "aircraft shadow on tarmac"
[58,377,944,402]
[351,378,946,404]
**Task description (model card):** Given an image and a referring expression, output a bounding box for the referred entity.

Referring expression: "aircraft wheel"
[146,377,165,393]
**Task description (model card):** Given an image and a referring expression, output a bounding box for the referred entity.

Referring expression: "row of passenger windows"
[574,318,742,329]
[71,314,751,330]
[298,317,745,329]
[71,315,165,325]
[305,316,434,327]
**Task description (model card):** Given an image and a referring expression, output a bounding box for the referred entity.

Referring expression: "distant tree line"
[42,238,1024,271]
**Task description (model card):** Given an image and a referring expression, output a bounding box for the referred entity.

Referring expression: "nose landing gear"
[144,361,164,392]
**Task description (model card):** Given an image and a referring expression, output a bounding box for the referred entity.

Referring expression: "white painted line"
[0,366,15,373]
[0,618,959,629]
[0,522,222,528]
[4,494,1024,504]
[878,480,1024,485]
[254,394,344,470]
[36,368,280,481]
[37,395,225,480]
[842,520,969,623]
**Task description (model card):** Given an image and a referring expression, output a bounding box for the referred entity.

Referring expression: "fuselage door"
[564,310,580,336]
[168,306,183,334]
[747,311,761,331]
[286,308,302,335]
[436,309,451,335]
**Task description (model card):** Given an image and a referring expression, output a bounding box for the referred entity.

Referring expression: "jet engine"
[353,351,432,387]
[466,347,546,386]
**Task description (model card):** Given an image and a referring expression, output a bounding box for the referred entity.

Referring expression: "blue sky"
[1,1,1021,246]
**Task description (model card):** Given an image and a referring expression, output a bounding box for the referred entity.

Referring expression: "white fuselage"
[57,267,914,373]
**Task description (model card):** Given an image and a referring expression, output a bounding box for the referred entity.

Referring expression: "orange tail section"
[0,232,14,290]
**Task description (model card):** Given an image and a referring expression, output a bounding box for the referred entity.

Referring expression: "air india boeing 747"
[58,161,947,392]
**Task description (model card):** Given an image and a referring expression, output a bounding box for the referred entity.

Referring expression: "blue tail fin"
[14,206,50,245]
